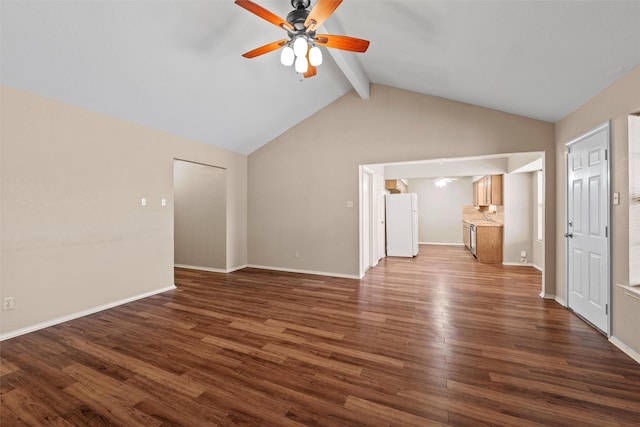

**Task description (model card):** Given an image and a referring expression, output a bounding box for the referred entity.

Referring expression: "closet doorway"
[173,159,227,271]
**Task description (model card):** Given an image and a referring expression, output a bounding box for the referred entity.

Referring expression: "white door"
[566,122,610,333]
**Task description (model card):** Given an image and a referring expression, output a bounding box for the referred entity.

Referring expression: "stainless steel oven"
[469,224,476,256]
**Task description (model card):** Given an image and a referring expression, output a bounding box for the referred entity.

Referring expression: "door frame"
[359,167,376,277]
[564,121,611,335]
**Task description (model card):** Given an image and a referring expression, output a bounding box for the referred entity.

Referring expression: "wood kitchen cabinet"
[473,179,484,206]
[473,175,503,206]
[385,179,407,194]
[475,225,503,263]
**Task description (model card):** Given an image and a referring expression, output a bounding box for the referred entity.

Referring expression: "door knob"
[564,232,573,238]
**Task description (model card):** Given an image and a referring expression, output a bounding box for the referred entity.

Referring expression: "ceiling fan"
[234,0,370,78]
[429,177,458,187]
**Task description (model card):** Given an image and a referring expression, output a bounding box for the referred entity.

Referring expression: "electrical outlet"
[3,297,15,310]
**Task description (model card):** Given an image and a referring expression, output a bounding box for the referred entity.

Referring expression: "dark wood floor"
[2,245,639,426]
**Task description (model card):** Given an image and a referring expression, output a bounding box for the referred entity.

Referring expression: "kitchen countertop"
[463,219,503,227]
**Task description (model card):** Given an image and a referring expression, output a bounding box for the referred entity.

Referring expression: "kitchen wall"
[503,173,533,264]
[249,84,556,294]
[0,86,248,338]
[407,177,473,244]
[532,171,544,270]
[555,65,640,356]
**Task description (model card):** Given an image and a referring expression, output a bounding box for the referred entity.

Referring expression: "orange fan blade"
[314,34,369,53]
[304,63,317,78]
[304,0,343,32]
[242,39,288,58]
[235,0,293,31]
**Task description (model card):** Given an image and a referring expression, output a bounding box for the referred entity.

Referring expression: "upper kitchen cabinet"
[386,179,408,194]
[473,175,503,206]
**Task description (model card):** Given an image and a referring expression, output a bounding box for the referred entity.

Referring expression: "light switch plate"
[141,198,147,206]
[613,192,620,205]
[161,199,166,207]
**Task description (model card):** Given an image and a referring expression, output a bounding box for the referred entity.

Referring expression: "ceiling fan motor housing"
[286,8,310,33]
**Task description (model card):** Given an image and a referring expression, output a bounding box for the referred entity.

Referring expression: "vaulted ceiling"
[2,1,639,155]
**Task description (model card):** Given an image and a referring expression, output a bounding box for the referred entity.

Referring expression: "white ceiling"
[2,1,639,155]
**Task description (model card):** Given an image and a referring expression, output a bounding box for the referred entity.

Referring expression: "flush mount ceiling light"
[235,0,370,78]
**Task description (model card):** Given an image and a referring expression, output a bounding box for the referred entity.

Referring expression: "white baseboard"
[227,264,249,273]
[539,292,555,300]
[176,263,358,279]
[532,263,543,272]
[554,296,567,307]
[175,264,227,273]
[175,264,249,274]
[503,261,536,267]
[0,285,177,341]
[609,336,640,365]
[247,264,360,280]
[419,242,465,246]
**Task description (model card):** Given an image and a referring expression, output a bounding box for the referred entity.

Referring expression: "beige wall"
[0,86,247,337]
[248,84,556,292]
[174,160,227,270]
[555,65,640,353]
[4,65,637,354]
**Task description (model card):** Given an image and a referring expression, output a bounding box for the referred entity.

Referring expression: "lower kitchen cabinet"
[475,225,503,264]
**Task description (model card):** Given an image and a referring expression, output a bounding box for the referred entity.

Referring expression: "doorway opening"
[173,159,227,272]
[359,152,545,296]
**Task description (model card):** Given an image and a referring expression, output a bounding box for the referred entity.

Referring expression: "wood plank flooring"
[2,245,639,426]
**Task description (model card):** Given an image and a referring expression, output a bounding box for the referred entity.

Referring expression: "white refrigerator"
[385,193,419,257]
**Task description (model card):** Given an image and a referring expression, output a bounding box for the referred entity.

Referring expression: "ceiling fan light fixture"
[308,46,322,66]
[235,0,370,78]
[280,45,294,66]
[293,36,308,58]
[295,55,308,73]
[435,179,448,187]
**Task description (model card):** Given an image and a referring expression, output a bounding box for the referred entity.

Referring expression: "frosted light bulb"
[308,46,322,66]
[280,46,294,66]
[293,36,308,58]
[295,56,308,73]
